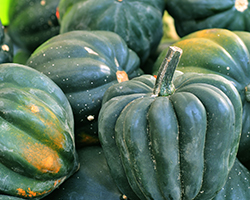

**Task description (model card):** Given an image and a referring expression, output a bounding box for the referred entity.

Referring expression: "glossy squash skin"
[0,63,79,199]
[7,0,60,52]
[46,146,123,200]
[212,158,250,200]
[0,20,13,63]
[98,47,242,200]
[26,30,143,147]
[165,0,250,37]
[153,28,250,165]
[57,0,165,64]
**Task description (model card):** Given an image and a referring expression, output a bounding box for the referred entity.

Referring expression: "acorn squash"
[153,28,250,166]
[98,46,242,200]
[213,158,250,200]
[0,63,79,199]
[26,30,143,148]
[7,0,60,52]
[46,146,123,200]
[165,0,250,37]
[57,0,165,64]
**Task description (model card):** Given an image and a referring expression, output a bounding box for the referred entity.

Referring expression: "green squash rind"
[165,0,250,37]
[213,158,250,200]
[27,30,143,147]
[99,62,242,199]
[58,0,165,64]
[153,29,250,165]
[7,0,60,52]
[45,146,123,200]
[0,63,79,199]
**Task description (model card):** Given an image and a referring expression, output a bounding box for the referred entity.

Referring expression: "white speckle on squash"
[87,115,94,121]
[114,57,119,67]
[1,44,9,52]
[84,47,99,55]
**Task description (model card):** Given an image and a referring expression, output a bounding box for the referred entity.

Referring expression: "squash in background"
[98,47,242,200]
[0,20,13,63]
[153,28,250,166]
[165,0,250,37]
[46,146,123,200]
[26,30,143,148]
[7,0,60,52]
[213,158,250,200]
[57,0,165,64]
[0,63,79,199]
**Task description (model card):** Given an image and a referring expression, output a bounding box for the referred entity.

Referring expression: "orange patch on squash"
[116,71,128,83]
[16,179,62,198]
[56,7,60,19]
[23,142,61,174]
[30,104,39,113]
[29,104,66,150]
[17,187,50,198]
[43,119,65,149]
[79,134,99,146]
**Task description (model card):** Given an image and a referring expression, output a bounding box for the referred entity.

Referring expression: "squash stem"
[153,46,183,96]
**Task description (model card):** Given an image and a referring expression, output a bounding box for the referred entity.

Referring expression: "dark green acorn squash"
[26,30,143,148]
[46,146,124,200]
[213,158,250,200]
[153,28,250,166]
[165,0,250,37]
[57,0,165,64]
[7,0,60,52]
[98,46,242,200]
[0,20,13,63]
[0,63,79,199]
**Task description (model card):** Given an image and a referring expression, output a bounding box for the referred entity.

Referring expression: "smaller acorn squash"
[46,146,123,200]
[57,0,165,64]
[7,0,60,52]
[165,0,250,37]
[98,46,242,200]
[213,158,250,200]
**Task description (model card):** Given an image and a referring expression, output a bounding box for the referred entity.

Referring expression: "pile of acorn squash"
[0,0,250,199]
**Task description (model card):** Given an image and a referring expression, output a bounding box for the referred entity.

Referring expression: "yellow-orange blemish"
[17,187,52,198]
[30,104,39,113]
[80,135,99,145]
[116,71,129,83]
[17,188,26,196]
[56,7,60,19]
[54,179,62,187]
[33,106,65,150]
[40,0,46,6]
[23,142,61,174]
[43,120,64,149]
